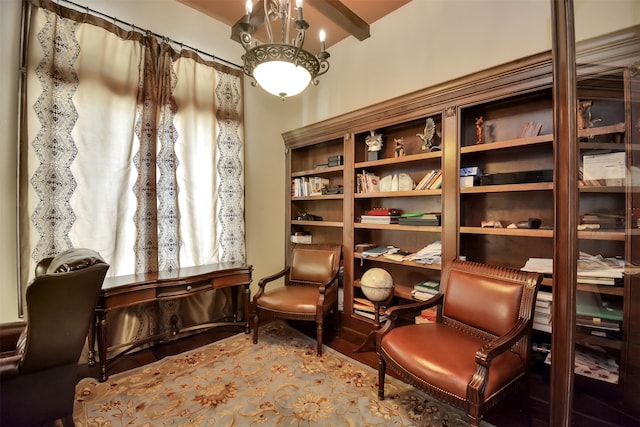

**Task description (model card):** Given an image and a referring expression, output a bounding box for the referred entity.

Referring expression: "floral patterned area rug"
[74,321,489,426]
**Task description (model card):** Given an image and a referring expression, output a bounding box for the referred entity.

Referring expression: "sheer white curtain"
[20,0,245,343]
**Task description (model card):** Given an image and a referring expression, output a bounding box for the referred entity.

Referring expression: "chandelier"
[239,0,330,99]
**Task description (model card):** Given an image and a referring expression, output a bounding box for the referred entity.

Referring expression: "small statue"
[475,116,484,144]
[394,137,405,157]
[577,99,600,130]
[417,118,436,151]
[365,130,383,161]
[365,130,383,152]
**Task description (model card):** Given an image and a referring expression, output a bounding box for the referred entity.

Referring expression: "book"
[414,280,440,292]
[415,307,437,324]
[427,170,443,189]
[361,246,396,258]
[415,170,439,190]
[411,289,438,301]
[360,215,400,224]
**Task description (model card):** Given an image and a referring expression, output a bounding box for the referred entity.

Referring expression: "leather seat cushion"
[258,286,334,314]
[381,323,525,399]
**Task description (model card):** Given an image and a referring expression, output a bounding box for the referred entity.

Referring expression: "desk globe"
[360,268,394,329]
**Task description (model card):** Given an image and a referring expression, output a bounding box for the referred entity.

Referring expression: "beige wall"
[1,0,638,322]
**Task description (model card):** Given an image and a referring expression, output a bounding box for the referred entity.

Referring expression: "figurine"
[475,116,484,144]
[365,130,383,161]
[577,99,600,130]
[417,118,436,151]
[365,130,383,152]
[394,137,405,157]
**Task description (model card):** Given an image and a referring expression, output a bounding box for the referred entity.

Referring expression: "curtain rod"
[55,0,242,70]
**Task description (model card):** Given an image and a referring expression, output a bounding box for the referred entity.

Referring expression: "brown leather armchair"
[252,243,342,355]
[376,260,542,426]
[0,248,109,427]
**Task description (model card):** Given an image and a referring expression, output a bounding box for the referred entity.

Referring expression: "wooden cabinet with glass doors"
[281,26,640,419]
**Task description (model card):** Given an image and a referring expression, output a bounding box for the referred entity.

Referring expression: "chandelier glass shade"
[239,0,330,99]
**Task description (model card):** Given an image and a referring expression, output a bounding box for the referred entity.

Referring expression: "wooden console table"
[87,262,252,381]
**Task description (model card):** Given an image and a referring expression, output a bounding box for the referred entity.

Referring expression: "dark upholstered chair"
[0,248,109,427]
[252,243,342,355]
[376,260,542,427]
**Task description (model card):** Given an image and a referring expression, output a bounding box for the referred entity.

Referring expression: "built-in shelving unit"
[281,26,640,417]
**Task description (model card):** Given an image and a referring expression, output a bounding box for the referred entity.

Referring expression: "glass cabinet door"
[573,58,640,421]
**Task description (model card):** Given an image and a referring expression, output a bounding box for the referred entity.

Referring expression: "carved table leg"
[87,313,97,367]
[96,310,109,382]
[243,283,251,334]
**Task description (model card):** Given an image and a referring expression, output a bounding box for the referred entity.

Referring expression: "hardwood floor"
[77,321,639,427]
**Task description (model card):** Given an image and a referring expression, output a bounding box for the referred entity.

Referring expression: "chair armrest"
[385,293,443,320]
[35,256,54,277]
[475,317,529,366]
[257,267,290,289]
[317,270,340,295]
[0,321,26,353]
[0,353,22,380]
[376,293,443,341]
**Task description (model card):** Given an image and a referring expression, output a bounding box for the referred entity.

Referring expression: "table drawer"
[156,280,212,298]
[214,273,251,288]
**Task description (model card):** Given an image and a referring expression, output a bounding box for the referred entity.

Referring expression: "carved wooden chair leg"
[252,311,259,344]
[316,321,323,355]
[378,357,386,400]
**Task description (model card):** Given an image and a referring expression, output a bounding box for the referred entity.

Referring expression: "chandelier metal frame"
[239,0,330,99]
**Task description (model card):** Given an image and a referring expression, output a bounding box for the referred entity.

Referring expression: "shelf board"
[460,226,553,237]
[355,151,441,169]
[291,165,344,177]
[394,283,415,300]
[460,133,553,154]
[354,189,441,198]
[575,331,623,351]
[578,185,625,193]
[461,182,553,193]
[354,253,442,270]
[291,220,344,227]
[577,230,625,240]
[576,283,624,296]
[292,194,344,201]
[355,223,442,232]
[541,279,624,296]
[578,122,625,139]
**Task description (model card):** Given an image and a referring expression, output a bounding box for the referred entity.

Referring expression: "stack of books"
[357,170,380,193]
[398,212,441,226]
[360,215,400,224]
[577,252,624,286]
[353,297,386,321]
[290,231,312,244]
[415,307,437,324]
[576,291,622,339]
[580,212,624,230]
[360,246,398,258]
[415,169,442,190]
[411,280,440,301]
[533,290,552,333]
[291,176,329,197]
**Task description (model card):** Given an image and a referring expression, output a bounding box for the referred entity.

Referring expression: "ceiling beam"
[306,0,370,41]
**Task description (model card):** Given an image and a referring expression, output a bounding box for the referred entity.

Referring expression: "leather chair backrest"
[290,245,340,286]
[20,249,109,373]
[443,265,524,337]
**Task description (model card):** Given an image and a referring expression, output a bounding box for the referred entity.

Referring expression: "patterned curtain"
[20,0,245,344]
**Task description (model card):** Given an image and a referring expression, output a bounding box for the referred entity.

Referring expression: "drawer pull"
[186,285,192,291]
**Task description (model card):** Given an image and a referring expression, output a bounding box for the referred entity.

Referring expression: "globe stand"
[353,289,394,353]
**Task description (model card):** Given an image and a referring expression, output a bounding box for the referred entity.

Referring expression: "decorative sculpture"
[417,118,436,151]
[394,137,405,157]
[365,130,383,161]
[475,116,484,144]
